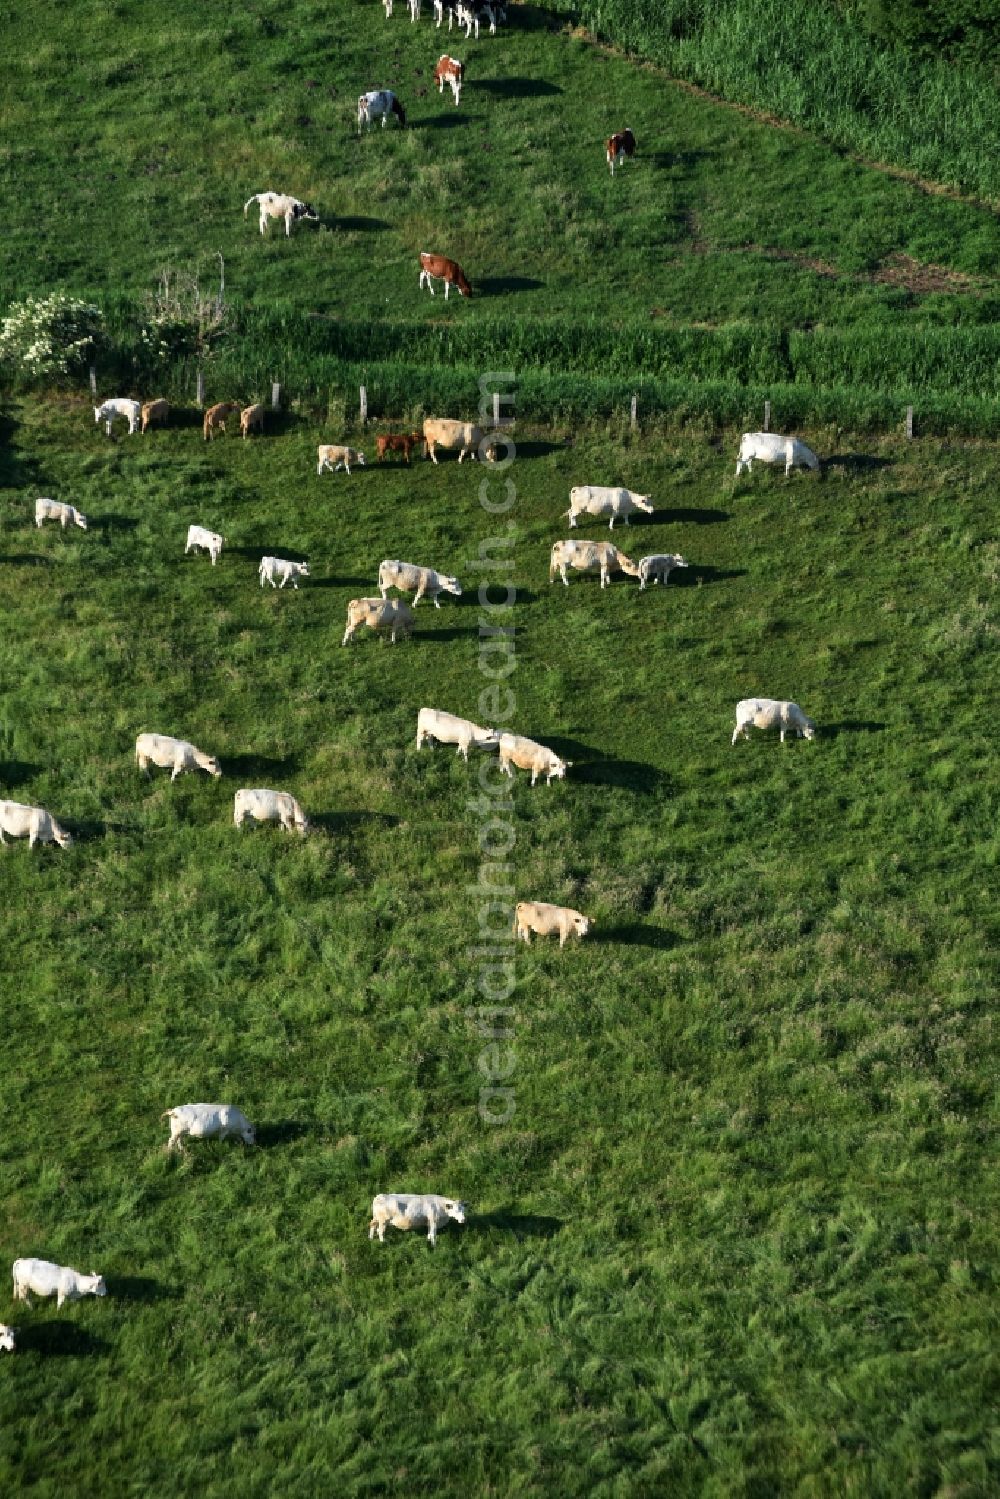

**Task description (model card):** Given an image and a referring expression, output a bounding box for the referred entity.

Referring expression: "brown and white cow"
[606,128,636,176]
[433,55,464,105]
[419,252,472,299]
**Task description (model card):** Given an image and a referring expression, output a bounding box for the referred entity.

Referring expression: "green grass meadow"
[1,0,999,1493]
[1,399,997,1494]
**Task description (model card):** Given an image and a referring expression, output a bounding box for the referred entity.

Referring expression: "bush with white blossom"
[0,293,105,380]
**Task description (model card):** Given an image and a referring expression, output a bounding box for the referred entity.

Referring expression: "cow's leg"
[412,583,425,606]
[433,593,441,608]
[428,443,438,463]
[427,1223,437,1246]
[171,761,183,782]
[560,566,569,586]
[342,623,355,645]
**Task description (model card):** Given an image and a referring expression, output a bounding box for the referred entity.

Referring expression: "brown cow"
[141,399,170,434]
[418,251,472,299]
[606,128,636,176]
[375,432,424,464]
[203,402,241,441]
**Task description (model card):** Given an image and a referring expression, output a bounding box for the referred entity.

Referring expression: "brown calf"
[418,251,472,300]
[433,55,464,106]
[240,403,265,440]
[606,128,636,176]
[203,401,241,441]
[376,432,424,464]
[141,399,170,434]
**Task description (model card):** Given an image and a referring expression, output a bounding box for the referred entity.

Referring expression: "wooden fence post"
[360,385,367,426]
[906,405,914,439]
[630,393,638,430]
[271,382,281,411]
[196,370,205,407]
[764,400,771,431]
[89,367,97,399]
[493,391,501,427]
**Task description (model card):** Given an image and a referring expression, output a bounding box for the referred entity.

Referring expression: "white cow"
[12,1259,107,1309]
[358,90,406,131]
[735,432,820,477]
[259,556,310,589]
[0,1324,14,1353]
[549,539,641,589]
[243,192,318,237]
[95,399,141,436]
[185,525,224,565]
[342,596,415,645]
[35,497,87,531]
[637,553,688,589]
[422,417,483,464]
[514,901,591,947]
[0,801,72,850]
[416,708,499,759]
[317,444,366,475]
[378,559,461,608]
[498,733,570,786]
[162,1103,256,1153]
[566,486,654,531]
[732,698,816,745]
[369,1193,467,1246]
[135,732,221,781]
[234,788,308,835]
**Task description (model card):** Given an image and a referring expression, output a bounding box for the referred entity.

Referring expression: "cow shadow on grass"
[665,565,747,588]
[168,407,208,432]
[0,408,41,489]
[1,760,42,790]
[90,515,139,533]
[824,719,887,738]
[308,575,373,591]
[223,752,300,779]
[594,922,679,951]
[470,77,562,99]
[414,112,472,131]
[648,506,731,526]
[227,544,310,565]
[332,216,390,233]
[309,810,401,837]
[112,1275,178,1304]
[535,736,668,795]
[0,553,50,567]
[648,149,713,171]
[475,1207,564,1239]
[822,453,893,475]
[15,1322,108,1358]
[417,626,471,643]
[254,1120,310,1148]
[476,276,545,297]
[510,439,564,459]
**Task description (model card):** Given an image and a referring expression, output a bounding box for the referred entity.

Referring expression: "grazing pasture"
[0,397,996,1492]
[0,0,997,1491]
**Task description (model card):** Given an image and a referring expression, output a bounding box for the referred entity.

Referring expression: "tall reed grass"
[548,0,1000,202]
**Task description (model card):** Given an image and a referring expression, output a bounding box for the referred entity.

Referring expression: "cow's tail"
[243,195,259,217]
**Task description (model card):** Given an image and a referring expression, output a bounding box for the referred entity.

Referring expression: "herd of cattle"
[0,9,829,1351]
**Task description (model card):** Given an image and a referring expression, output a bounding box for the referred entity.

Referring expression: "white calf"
[135,732,221,781]
[0,801,72,850]
[498,733,571,786]
[35,497,87,531]
[234,788,308,835]
[185,524,224,565]
[732,698,816,745]
[638,553,688,589]
[317,444,366,475]
[369,1193,467,1246]
[259,556,310,589]
[162,1103,256,1153]
[12,1259,107,1309]
[95,399,141,436]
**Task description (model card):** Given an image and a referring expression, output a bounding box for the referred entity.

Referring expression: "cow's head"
[297,563,311,578]
[633,494,654,513]
[241,1120,257,1145]
[574,914,592,938]
[204,756,223,780]
[295,202,319,222]
[801,718,817,741]
[86,1274,108,1298]
[444,1200,467,1224]
[441,576,462,596]
[53,824,73,850]
[550,757,570,781]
